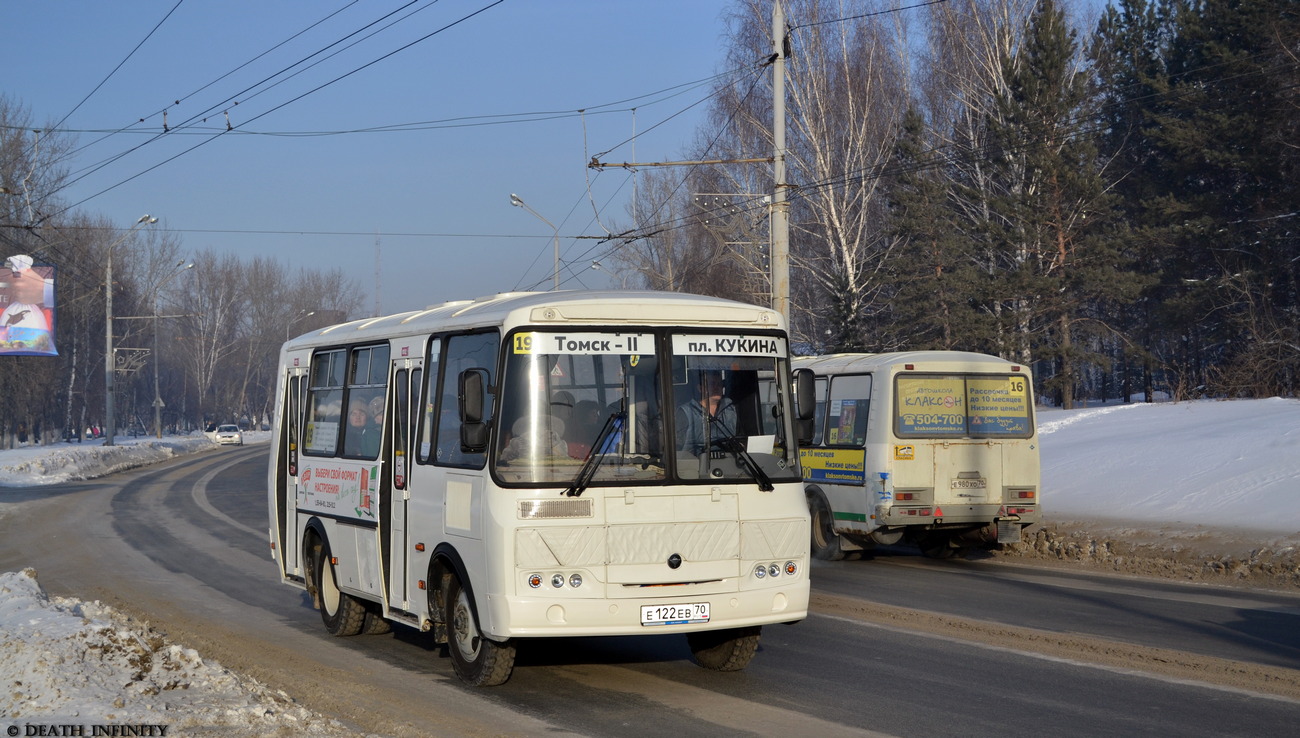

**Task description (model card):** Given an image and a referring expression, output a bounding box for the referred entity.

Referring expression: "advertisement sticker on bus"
[896,376,966,435]
[799,447,867,485]
[298,462,379,521]
[966,376,1032,435]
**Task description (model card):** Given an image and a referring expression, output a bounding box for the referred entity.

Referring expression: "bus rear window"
[895,374,1032,438]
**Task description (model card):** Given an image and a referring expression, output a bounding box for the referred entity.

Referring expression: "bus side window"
[826,374,872,447]
[435,332,498,468]
[341,344,390,460]
[418,339,441,464]
[304,349,346,456]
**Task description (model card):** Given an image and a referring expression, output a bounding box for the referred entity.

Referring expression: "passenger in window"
[550,390,575,425]
[565,400,602,459]
[344,399,370,456]
[363,395,385,457]
[500,415,568,463]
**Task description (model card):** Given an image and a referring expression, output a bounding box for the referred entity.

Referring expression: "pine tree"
[985,0,1138,408]
[1095,0,1299,397]
[883,108,989,351]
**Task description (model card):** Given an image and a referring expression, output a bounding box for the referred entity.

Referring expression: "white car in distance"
[214,424,244,446]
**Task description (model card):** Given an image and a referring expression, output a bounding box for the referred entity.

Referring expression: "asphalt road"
[3,445,1299,736]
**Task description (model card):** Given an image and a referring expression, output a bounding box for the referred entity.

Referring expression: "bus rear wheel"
[919,535,962,559]
[807,491,845,561]
[361,603,392,635]
[444,572,515,686]
[315,541,366,636]
[687,626,761,671]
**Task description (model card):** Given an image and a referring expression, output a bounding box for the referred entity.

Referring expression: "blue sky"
[3,1,742,314]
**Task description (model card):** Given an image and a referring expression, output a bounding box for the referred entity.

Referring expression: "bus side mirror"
[794,368,816,445]
[459,368,489,452]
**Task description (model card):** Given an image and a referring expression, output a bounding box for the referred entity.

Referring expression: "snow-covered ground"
[2,399,1298,731]
[0,431,364,735]
[1037,397,1300,532]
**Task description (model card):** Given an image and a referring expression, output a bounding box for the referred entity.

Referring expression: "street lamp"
[287,309,316,340]
[153,261,193,438]
[104,214,158,446]
[590,260,630,288]
[509,193,560,290]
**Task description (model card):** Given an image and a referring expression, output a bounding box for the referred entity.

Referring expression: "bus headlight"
[551,573,565,588]
[753,564,767,579]
[767,563,781,578]
[568,573,583,588]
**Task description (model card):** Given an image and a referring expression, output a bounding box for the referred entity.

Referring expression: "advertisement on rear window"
[896,376,966,436]
[967,376,1032,435]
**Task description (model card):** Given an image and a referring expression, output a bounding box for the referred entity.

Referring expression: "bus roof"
[283,290,785,350]
[793,351,1027,374]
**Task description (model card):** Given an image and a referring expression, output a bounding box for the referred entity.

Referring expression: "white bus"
[793,352,1039,560]
[268,291,814,686]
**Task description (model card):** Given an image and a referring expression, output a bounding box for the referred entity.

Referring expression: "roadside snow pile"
[1003,522,1300,589]
[993,397,1300,588]
[1035,398,1300,531]
[0,437,219,487]
[0,568,355,735]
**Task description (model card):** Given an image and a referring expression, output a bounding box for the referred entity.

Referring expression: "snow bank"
[0,568,354,734]
[0,436,220,487]
[1037,398,1300,532]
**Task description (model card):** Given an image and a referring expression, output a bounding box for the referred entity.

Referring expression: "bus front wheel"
[687,626,761,671]
[314,541,366,636]
[444,572,516,686]
[807,491,845,561]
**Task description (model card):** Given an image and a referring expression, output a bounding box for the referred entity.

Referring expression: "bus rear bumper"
[878,503,1039,527]
[483,582,810,639]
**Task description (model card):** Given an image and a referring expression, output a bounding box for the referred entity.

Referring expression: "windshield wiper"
[706,418,774,492]
[564,411,625,497]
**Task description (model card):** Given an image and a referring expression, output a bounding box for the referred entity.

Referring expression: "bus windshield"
[668,333,800,486]
[495,331,666,485]
[493,330,801,487]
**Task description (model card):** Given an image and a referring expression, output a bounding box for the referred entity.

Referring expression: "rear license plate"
[640,602,710,626]
[951,478,986,489]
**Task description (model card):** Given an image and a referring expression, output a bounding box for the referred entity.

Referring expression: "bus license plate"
[640,602,710,626]
[951,478,986,489]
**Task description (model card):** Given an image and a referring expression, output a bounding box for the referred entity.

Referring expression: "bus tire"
[361,604,392,635]
[315,542,366,636]
[445,572,515,686]
[919,535,958,559]
[687,626,761,671]
[807,490,845,561]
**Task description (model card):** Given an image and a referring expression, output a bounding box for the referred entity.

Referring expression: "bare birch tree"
[708,0,914,349]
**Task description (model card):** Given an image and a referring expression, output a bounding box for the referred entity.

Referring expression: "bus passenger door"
[277,366,308,579]
[386,359,422,611]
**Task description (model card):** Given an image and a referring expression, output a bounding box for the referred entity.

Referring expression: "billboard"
[1,255,57,356]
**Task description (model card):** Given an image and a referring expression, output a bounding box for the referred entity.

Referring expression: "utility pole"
[587,1,791,321]
[374,231,382,317]
[771,0,790,322]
